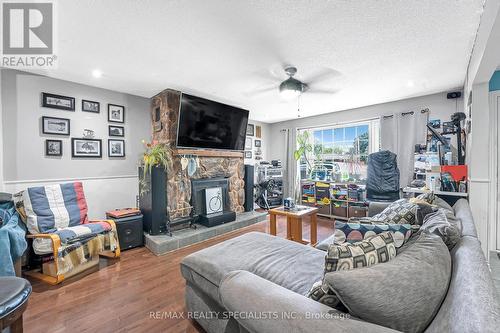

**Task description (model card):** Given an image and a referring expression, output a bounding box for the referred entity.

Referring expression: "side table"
[268,206,319,246]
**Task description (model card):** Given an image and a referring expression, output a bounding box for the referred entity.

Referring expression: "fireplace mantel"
[173,148,244,158]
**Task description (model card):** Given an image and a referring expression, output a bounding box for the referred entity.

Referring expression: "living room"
[1,1,500,332]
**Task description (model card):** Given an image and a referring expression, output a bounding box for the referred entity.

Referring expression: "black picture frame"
[245,151,252,159]
[71,138,102,158]
[42,116,70,136]
[108,139,125,157]
[246,123,254,136]
[254,139,261,147]
[108,125,125,137]
[42,92,75,111]
[45,139,62,156]
[82,99,100,113]
[108,104,125,123]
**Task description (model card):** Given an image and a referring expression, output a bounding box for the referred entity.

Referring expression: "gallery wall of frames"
[1,69,151,183]
[243,121,268,164]
[41,92,127,158]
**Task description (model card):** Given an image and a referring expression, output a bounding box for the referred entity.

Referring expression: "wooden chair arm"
[26,233,61,274]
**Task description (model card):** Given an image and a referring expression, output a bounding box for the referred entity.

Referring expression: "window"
[297,120,380,183]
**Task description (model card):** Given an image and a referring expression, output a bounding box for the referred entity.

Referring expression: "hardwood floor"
[23,214,335,333]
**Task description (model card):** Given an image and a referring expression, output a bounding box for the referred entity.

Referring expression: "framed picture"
[108,125,125,137]
[108,139,125,157]
[108,104,125,123]
[246,123,254,136]
[245,137,252,150]
[245,151,252,159]
[71,138,102,158]
[256,125,262,138]
[45,139,62,156]
[254,139,261,147]
[42,93,75,111]
[82,100,100,113]
[42,116,70,135]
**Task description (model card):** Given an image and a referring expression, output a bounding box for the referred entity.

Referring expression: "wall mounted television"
[176,93,249,151]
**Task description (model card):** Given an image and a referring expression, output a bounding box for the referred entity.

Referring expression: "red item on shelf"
[441,165,468,182]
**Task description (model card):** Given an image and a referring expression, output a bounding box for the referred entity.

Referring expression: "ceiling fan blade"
[303,68,343,85]
[244,84,278,97]
[306,88,340,95]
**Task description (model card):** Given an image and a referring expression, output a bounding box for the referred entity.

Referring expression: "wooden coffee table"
[268,205,319,246]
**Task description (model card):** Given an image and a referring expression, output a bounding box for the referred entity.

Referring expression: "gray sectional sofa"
[180,199,500,332]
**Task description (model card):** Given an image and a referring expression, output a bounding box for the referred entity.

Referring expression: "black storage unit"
[106,214,144,250]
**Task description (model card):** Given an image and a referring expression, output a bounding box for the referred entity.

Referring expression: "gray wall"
[268,91,463,162]
[1,69,151,181]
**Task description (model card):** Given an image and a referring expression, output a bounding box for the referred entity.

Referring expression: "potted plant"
[138,140,171,235]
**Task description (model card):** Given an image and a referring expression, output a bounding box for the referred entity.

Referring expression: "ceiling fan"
[246,65,342,99]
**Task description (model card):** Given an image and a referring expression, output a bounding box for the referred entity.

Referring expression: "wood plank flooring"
[23,214,335,333]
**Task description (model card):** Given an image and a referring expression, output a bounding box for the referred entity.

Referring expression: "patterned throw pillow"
[371,199,418,225]
[307,279,349,312]
[308,232,397,311]
[334,221,414,248]
[325,231,397,272]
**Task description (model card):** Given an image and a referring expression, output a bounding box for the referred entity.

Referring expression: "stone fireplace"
[151,89,245,221]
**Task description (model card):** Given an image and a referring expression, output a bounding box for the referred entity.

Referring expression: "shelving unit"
[300,180,368,220]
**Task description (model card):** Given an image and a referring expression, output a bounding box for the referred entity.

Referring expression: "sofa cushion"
[333,221,413,248]
[180,232,325,305]
[324,232,451,333]
[13,182,88,234]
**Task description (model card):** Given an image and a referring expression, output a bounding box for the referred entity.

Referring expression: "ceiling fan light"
[280,88,301,99]
[279,77,303,99]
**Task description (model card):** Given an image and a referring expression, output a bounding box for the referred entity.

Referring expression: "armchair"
[13,182,120,285]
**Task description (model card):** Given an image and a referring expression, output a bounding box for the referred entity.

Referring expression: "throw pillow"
[324,232,451,333]
[416,192,435,203]
[416,192,454,213]
[308,232,397,312]
[418,208,462,250]
[333,221,413,248]
[325,231,397,272]
[307,280,349,312]
[371,199,418,225]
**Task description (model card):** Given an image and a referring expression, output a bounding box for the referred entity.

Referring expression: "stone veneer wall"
[151,89,245,219]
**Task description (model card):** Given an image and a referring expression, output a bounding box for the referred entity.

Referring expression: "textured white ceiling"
[29,0,483,123]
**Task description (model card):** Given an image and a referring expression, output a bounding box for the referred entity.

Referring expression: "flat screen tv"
[176,93,249,151]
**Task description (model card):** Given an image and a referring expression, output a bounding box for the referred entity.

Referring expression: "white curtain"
[380,109,429,187]
[282,128,300,200]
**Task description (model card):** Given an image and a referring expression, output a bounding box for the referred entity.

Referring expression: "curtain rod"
[293,116,380,132]
[382,107,429,119]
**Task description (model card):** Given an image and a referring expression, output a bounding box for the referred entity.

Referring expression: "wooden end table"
[268,205,319,246]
